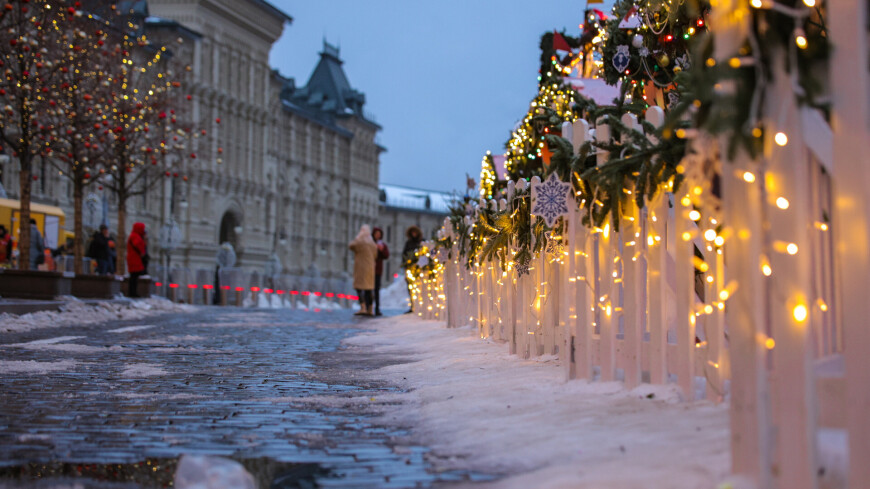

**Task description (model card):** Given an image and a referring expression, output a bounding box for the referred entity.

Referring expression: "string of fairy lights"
[407,0,830,376]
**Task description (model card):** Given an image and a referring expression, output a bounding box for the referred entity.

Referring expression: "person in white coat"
[349,224,378,316]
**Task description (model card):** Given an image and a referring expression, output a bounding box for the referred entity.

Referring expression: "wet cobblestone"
[0,308,495,488]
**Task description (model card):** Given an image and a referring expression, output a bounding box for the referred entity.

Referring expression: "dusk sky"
[268,1,615,194]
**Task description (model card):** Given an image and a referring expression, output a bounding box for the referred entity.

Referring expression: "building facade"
[377,184,453,284]
[0,0,382,281]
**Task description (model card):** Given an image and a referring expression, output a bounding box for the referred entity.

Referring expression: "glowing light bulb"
[803,0,815,6]
[714,236,725,247]
[689,210,701,221]
[765,338,775,350]
[786,243,798,255]
[762,263,772,276]
[793,304,808,322]
[795,34,808,49]
[719,290,730,301]
[776,197,790,209]
[704,229,717,241]
[775,132,788,146]
[750,0,763,7]
[743,171,756,183]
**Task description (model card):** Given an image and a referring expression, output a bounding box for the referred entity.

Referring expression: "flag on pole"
[552,31,571,52]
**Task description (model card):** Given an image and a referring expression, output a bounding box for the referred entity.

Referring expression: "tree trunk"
[73,178,84,275]
[117,195,127,277]
[17,167,32,271]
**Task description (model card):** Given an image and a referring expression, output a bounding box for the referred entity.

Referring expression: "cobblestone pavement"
[0,307,495,488]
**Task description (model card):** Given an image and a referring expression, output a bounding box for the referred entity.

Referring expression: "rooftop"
[379,184,455,214]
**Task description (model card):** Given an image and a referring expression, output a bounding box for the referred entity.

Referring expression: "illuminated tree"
[0,0,63,269]
[42,12,111,274]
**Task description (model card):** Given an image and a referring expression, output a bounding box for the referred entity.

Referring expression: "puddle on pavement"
[0,309,500,488]
[0,456,494,488]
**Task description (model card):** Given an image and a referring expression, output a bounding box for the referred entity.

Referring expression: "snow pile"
[379,278,410,310]
[344,315,730,488]
[0,297,194,333]
[174,455,255,489]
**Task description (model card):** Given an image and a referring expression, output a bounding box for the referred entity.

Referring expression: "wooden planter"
[71,274,122,299]
[0,269,72,300]
[121,276,153,298]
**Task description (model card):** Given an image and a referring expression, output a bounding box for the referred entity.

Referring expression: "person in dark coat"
[87,225,112,275]
[126,222,148,298]
[372,227,390,316]
[28,219,45,270]
[402,225,423,313]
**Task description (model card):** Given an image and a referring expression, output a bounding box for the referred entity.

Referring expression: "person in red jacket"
[372,226,390,316]
[126,222,148,298]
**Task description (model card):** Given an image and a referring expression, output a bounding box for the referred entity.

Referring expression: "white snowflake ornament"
[531,173,573,228]
[545,232,565,256]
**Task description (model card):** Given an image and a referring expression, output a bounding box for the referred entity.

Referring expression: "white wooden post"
[645,107,669,385]
[674,189,696,399]
[722,152,773,485]
[561,121,577,378]
[830,3,870,487]
[705,247,726,402]
[594,119,616,381]
[620,113,643,388]
[573,119,594,379]
[765,58,818,489]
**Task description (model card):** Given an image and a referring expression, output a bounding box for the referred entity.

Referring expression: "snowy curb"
[342,315,731,489]
[0,296,195,334]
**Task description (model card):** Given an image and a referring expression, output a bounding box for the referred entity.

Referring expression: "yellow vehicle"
[0,198,67,251]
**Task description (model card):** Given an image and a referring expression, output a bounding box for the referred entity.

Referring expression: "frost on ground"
[0,297,195,333]
[344,315,730,489]
[121,363,169,377]
[0,359,77,374]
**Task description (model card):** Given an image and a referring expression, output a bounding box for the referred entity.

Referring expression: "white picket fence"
[411,92,868,486]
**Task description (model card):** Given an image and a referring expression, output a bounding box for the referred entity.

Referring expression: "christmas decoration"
[531,172,573,228]
[612,45,631,73]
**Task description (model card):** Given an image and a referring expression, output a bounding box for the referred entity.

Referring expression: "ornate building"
[0,0,383,280]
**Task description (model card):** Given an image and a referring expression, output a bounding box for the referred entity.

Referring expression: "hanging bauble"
[632,34,644,48]
[658,53,670,67]
[612,45,631,73]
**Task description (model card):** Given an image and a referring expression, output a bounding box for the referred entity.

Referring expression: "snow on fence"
[412,93,869,485]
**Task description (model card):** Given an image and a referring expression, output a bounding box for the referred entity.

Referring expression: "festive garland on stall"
[437,0,828,270]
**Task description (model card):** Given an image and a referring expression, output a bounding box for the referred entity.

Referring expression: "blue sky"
[268,1,614,193]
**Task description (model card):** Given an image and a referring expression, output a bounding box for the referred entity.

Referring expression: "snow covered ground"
[0,297,195,333]
[344,315,731,489]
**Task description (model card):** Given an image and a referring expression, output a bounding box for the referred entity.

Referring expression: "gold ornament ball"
[659,54,670,67]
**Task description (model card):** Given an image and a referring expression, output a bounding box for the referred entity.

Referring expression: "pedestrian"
[28,219,45,270]
[402,225,423,313]
[372,226,390,316]
[107,234,117,274]
[348,224,378,316]
[126,222,149,298]
[86,224,112,275]
[0,225,10,267]
[213,242,237,305]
